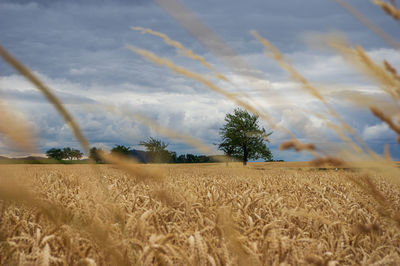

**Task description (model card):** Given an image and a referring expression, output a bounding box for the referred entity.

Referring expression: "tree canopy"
[218,108,273,165]
[46,148,64,161]
[46,147,83,161]
[89,147,104,163]
[111,145,132,156]
[140,137,175,163]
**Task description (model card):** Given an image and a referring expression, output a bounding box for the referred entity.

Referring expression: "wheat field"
[1,163,400,265]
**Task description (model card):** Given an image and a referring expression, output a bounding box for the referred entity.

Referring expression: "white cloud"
[362,123,396,141]
[0,73,234,155]
[1,0,400,160]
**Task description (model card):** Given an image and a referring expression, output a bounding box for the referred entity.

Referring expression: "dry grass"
[0,101,36,152]
[372,0,400,20]
[335,0,400,51]
[1,164,400,265]
[280,140,315,152]
[0,45,90,154]
[370,106,400,140]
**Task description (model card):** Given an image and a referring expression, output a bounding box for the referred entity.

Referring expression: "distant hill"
[0,155,50,164]
[14,156,47,160]
[0,152,150,164]
[0,155,47,160]
[130,149,148,163]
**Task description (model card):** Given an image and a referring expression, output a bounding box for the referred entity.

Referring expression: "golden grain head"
[372,0,400,20]
[280,139,316,152]
[1,164,400,265]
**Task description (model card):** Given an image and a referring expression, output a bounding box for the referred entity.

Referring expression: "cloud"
[1,0,400,160]
[362,123,396,141]
[0,72,234,155]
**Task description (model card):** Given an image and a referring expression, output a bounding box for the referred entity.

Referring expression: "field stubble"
[1,164,400,265]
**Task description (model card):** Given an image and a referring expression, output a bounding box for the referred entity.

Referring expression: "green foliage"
[218,108,273,165]
[170,151,177,163]
[62,147,83,160]
[71,149,83,160]
[46,147,84,161]
[140,137,168,152]
[89,147,103,163]
[111,145,132,156]
[62,147,73,160]
[139,137,174,163]
[46,148,64,161]
[176,154,212,163]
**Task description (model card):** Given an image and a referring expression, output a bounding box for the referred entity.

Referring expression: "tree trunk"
[225,154,231,167]
[243,146,248,166]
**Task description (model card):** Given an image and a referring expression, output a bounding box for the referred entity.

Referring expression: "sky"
[0,0,400,161]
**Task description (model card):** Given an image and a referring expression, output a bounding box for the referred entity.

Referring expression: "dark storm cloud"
[0,0,399,160]
[178,0,400,51]
[3,86,95,104]
[2,0,150,6]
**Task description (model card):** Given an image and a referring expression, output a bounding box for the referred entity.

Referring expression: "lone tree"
[89,147,103,163]
[140,137,174,163]
[218,108,273,165]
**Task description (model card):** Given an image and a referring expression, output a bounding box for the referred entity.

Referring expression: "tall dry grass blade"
[311,157,345,167]
[370,106,400,140]
[372,0,400,20]
[103,104,222,160]
[315,112,364,154]
[0,44,90,154]
[131,26,287,140]
[326,85,400,116]
[152,0,293,127]
[327,37,400,99]
[216,207,260,266]
[0,101,36,152]
[99,151,180,207]
[384,144,392,160]
[280,140,315,152]
[132,26,219,75]
[252,31,375,158]
[132,26,260,101]
[0,178,77,226]
[131,114,213,155]
[347,174,400,229]
[335,0,400,51]
[153,0,266,81]
[99,151,164,183]
[383,60,400,81]
[0,176,129,265]
[126,44,318,157]
[251,30,325,101]
[126,45,280,132]
[356,47,400,99]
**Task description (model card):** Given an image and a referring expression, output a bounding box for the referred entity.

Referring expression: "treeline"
[175,154,214,163]
[41,108,278,164]
[45,132,280,164]
[88,142,221,164]
[44,108,278,165]
[46,147,83,161]
[45,138,222,164]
